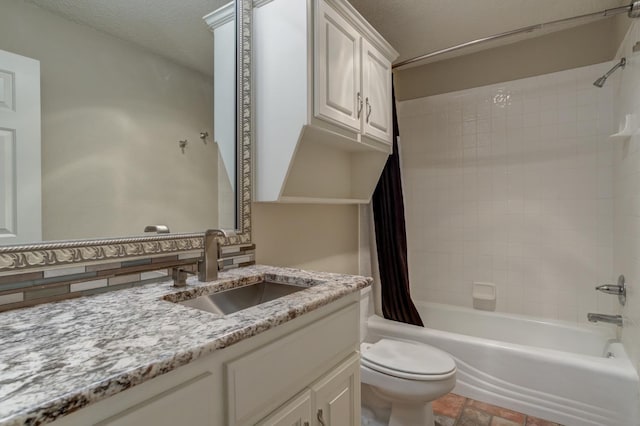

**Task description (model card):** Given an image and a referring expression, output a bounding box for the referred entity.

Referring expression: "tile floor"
[433,393,563,426]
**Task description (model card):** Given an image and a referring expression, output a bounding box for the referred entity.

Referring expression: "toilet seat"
[361,339,456,381]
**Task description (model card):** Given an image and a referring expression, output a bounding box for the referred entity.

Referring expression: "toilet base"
[388,401,434,426]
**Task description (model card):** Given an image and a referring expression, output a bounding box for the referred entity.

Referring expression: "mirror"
[0,0,238,246]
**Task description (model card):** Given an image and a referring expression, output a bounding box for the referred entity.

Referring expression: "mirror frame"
[0,0,252,274]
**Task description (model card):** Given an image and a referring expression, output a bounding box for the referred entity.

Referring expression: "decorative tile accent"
[108,274,141,286]
[85,262,122,272]
[24,285,69,300]
[0,292,23,305]
[43,266,86,278]
[140,270,168,280]
[0,244,255,313]
[69,279,108,292]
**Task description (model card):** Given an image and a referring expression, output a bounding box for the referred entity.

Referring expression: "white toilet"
[360,339,456,426]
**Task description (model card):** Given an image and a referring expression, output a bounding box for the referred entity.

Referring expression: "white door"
[311,355,360,426]
[0,49,41,245]
[315,0,361,132]
[362,39,392,144]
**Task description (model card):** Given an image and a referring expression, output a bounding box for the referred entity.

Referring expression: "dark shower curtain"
[372,85,424,327]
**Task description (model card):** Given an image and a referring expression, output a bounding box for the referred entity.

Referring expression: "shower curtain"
[372,85,424,327]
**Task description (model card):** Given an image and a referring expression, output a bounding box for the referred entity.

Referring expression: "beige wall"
[395,17,630,100]
[0,0,219,241]
[252,203,360,275]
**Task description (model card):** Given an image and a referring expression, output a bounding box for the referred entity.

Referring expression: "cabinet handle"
[317,409,326,426]
[357,92,363,118]
[366,97,372,123]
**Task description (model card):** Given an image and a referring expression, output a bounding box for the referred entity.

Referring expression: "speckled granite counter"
[0,265,371,426]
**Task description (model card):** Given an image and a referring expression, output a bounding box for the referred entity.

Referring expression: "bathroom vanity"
[0,266,370,426]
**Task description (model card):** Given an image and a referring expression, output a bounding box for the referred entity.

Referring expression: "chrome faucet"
[198,229,235,282]
[587,313,623,326]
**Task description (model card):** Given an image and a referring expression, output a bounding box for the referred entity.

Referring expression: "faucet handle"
[595,284,624,294]
[595,275,626,306]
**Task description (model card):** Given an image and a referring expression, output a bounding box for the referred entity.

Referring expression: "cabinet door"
[257,390,312,426]
[95,373,216,426]
[362,39,392,144]
[311,354,360,426]
[315,0,362,132]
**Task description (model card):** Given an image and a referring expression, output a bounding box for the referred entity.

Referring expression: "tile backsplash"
[0,244,255,312]
[397,62,617,323]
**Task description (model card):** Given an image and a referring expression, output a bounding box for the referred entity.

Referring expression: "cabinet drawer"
[226,302,359,425]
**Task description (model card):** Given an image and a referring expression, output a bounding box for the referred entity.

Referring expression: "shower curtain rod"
[392,1,640,70]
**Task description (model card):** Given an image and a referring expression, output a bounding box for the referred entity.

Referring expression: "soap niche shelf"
[609,113,637,142]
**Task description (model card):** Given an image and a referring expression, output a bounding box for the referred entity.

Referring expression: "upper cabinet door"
[315,0,362,132]
[362,39,392,144]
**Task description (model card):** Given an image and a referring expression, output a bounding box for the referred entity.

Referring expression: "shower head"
[593,57,626,87]
[593,76,608,88]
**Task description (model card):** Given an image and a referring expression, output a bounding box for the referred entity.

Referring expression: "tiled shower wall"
[397,62,618,323]
[614,21,640,372]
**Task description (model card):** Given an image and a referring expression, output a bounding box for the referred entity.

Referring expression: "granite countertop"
[0,265,371,426]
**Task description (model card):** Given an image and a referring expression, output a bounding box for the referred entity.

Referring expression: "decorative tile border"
[0,244,256,313]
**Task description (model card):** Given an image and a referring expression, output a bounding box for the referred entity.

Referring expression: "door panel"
[257,390,312,426]
[315,1,361,132]
[363,40,392,144]
[0,49,41,245]
[311,354,360,426]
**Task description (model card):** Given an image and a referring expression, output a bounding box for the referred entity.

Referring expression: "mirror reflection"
[0,0,235,246]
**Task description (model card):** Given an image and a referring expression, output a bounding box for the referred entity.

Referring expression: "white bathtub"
[366,302,640,426]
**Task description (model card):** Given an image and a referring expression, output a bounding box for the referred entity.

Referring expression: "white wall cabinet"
[315,2,392,145]
[254,0,399,203]
[51,295,360,426]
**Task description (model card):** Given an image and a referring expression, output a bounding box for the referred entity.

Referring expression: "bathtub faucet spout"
[587,313,623,326]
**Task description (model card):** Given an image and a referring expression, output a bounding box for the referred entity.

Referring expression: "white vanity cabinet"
[51,294,360,426]
[256,390,312,426]
[253,0,398,203]
[258,354,360,426]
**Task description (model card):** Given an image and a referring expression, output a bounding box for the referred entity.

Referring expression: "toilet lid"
[361,339,456,379]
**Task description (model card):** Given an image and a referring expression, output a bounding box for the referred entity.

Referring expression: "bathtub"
[365,302,640,426]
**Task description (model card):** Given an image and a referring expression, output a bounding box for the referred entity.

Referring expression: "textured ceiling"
[26,0,229,76]
[347,0,630,67]
[25,0,630,74]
